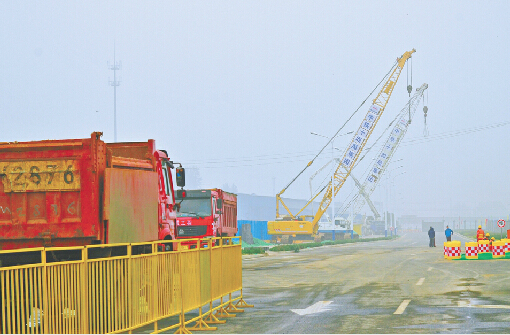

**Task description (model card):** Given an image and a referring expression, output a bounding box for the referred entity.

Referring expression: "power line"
[185,150,318,165]
[185,119,510,169]
[400,120,510,147]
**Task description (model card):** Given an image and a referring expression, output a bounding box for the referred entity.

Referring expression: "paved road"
[216,232,510,334]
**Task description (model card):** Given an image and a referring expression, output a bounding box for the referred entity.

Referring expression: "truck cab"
[154,150,178,242]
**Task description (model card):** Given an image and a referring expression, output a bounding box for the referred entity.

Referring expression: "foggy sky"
[1,1,509,218]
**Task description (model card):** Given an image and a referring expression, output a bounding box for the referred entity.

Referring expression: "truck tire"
[164,236,173,252]
[215,230,221,247]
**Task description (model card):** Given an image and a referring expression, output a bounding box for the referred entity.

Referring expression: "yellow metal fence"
[0,237,252,334]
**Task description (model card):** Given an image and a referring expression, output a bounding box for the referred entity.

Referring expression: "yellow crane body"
[267,217,317,236]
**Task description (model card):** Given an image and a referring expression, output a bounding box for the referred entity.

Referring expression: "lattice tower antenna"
[108,43,121,142]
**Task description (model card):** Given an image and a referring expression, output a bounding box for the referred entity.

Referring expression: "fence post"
[81,247,89,334]
[190,240,217,331]
[235,237,253,309]
[152,243,159,333]
[127,245,133,334]
[175,241,190,334]
[214,238,235,319]
[41,248,49,334]
[204,237,226,325]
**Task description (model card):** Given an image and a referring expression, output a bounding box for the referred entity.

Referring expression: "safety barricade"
[502,238,510,253]
[465,242,479,259]
[0,237,251,334]
[478,240,491,254]
[444,241,461,260]
[443,243,448,259]
[492,241,506,258]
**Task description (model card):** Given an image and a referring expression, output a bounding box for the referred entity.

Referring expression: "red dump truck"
[0,132,183,259]
[174,189,237,246]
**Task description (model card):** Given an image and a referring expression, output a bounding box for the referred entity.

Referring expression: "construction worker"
[485,232,491,240]
[490,237,496,251]
[476,225,485,242]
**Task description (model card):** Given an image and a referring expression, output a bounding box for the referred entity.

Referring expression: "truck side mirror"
[216,199,223,214]
[176,168,185,187]
[176,189,186,199]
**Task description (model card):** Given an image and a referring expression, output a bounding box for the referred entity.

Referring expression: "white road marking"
[416,278,425,286]
[456,234,475,241]
[456,302,510,309]
[491,275,510,284]
[427,267,433,271]
[290,301,333,316]
[394,300,411,315]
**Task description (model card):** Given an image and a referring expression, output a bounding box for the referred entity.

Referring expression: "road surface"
[218,232,510,333]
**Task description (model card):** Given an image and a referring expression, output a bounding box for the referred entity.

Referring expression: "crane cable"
[279,60,399,194]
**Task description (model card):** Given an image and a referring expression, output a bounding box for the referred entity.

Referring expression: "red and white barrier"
[444,241,461,259]
[478,240,491,254]
[492,241,506,258]
[502,238,510,253]
[465,242,478,259]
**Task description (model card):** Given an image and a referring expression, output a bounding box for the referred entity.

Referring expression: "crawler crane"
[267,49,416,241]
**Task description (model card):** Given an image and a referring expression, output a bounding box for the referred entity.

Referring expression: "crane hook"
[423,105,429,137]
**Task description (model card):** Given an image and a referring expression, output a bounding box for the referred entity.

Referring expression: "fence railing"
[0,237,252,334]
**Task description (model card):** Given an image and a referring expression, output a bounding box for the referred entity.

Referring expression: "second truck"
[174,188,237,247]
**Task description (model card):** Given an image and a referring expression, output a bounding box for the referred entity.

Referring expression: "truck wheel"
[164,237,173,252]
[215,231,221,247]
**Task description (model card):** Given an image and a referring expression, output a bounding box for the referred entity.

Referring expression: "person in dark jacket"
[428,227,436,247]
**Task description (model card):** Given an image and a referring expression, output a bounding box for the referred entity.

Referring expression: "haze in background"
[1,1,509,218]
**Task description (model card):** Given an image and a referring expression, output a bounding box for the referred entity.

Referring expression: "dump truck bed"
[0,132,159,250]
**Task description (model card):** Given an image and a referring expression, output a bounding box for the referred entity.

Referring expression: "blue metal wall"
[237,220,270,240]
